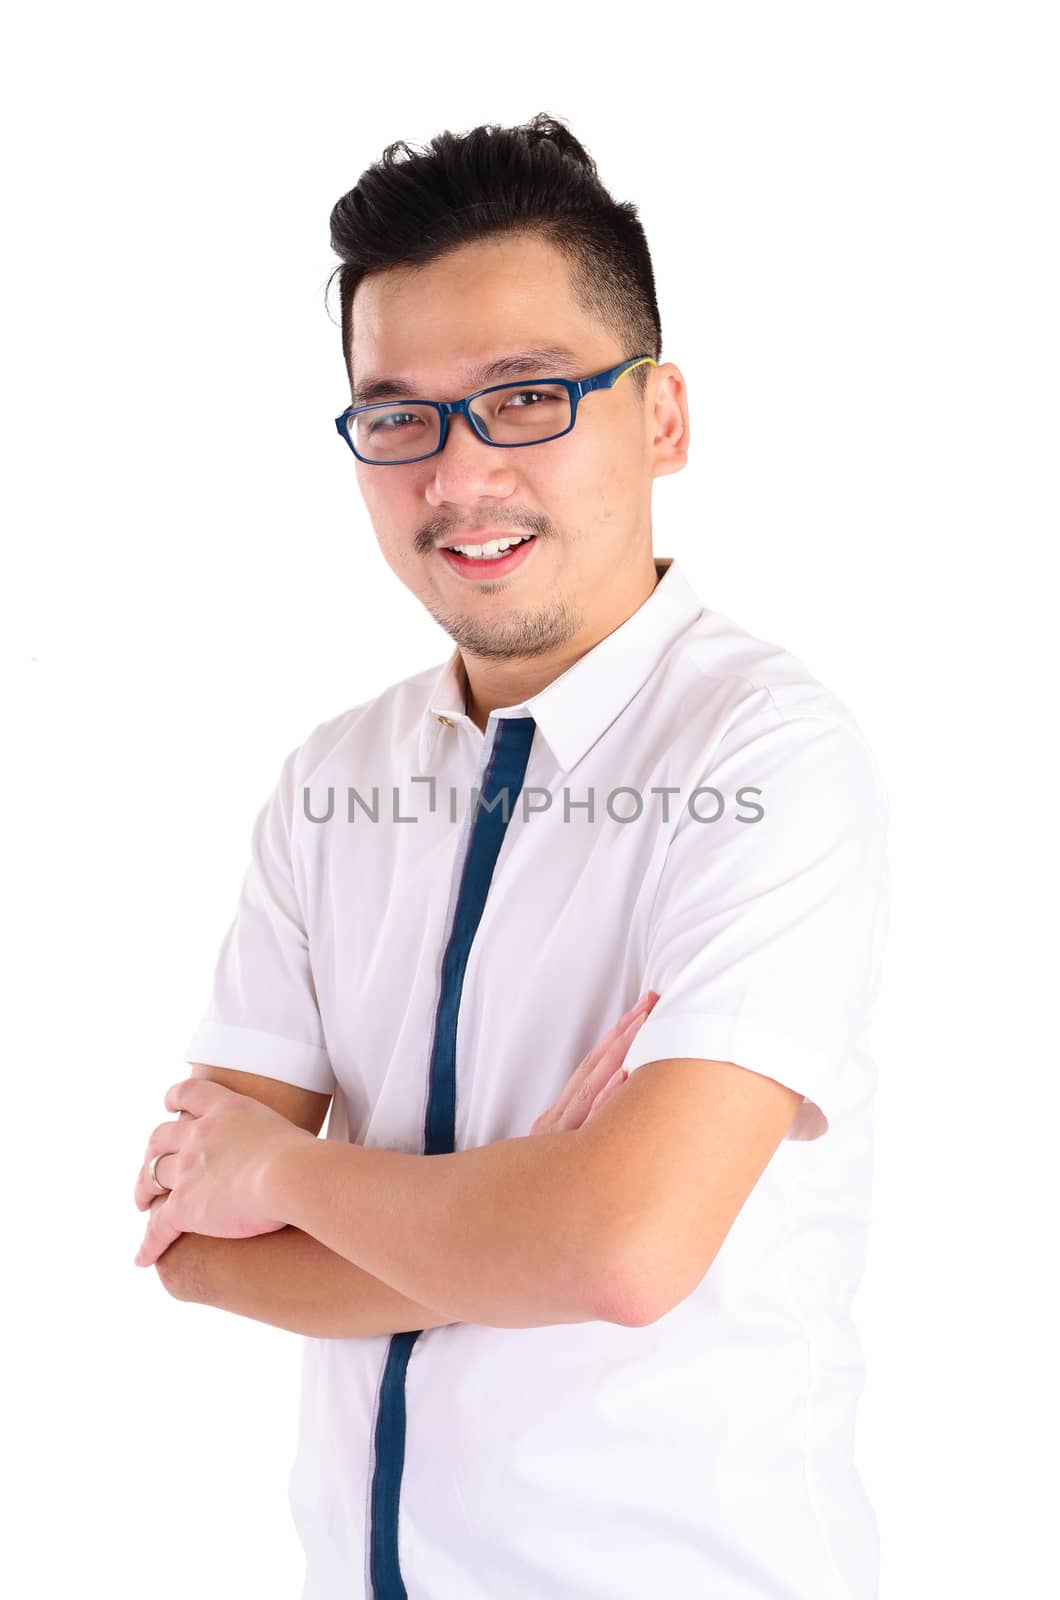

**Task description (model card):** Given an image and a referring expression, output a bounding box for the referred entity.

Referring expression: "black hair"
[326,112,662,399]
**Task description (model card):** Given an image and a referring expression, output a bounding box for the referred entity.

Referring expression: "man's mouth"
[438,535,537,576]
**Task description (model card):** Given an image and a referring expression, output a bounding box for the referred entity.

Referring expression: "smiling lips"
[444,532,535,556]
[439,536,538,576]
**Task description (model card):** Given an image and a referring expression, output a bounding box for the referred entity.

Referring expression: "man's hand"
[529,989,659,1136]
[131,1079,316,1270]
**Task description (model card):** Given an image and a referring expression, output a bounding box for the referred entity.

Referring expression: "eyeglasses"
[334,355,657,466]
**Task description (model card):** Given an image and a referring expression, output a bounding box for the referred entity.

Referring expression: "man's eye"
[371,412,419,432]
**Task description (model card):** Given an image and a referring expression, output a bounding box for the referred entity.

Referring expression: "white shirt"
[185,556,891,1600]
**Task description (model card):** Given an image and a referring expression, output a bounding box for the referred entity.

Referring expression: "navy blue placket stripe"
[368,714,537,1600]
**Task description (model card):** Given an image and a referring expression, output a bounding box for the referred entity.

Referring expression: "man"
[134,113,890,1599]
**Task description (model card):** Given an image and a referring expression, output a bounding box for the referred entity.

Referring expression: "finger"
[143,1192,169,1226]
[586,1010,649,1089]
[134,1117,190,1210]
[134,1200,181,1269]
[134,1107,196,1209]
[146,1117,192,1158]
[586,1067,628,1123]
[600,990,657,1052]
[549,991,658,1123]
[551,1011,647,1134]
[134,1151,178,1211]
[572,998,655,1104]
[134,1158,165,1212]
[164,1078,215,1114]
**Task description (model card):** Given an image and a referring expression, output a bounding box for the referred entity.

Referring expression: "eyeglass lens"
[347,382,574,462]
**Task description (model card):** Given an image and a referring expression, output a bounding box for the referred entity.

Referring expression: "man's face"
[348,231,685,663]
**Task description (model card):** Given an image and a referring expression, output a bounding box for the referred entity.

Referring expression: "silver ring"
[148,1153,170,1194]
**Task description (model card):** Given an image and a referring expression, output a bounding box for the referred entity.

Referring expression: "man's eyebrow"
[350,345,584,408]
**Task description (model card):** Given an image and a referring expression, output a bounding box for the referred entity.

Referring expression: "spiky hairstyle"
[327,112,662,398]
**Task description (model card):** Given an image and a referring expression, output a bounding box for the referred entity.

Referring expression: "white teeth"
[447,535,532,559]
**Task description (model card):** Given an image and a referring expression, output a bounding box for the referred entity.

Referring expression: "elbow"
[591,1212,703,1327]
[589,1230,672,1328]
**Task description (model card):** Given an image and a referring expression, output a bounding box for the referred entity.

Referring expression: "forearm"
[163,1225,462,1339]
[261,1130,627,1329]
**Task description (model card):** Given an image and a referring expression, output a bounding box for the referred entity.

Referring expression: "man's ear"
[648,363,689,479]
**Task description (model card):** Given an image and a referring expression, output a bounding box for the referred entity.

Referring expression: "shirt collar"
[416,557,705,774]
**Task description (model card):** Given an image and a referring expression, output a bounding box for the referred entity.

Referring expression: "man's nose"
[428,410,517,493]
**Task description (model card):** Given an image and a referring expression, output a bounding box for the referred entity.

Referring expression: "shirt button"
[437,715,454,728]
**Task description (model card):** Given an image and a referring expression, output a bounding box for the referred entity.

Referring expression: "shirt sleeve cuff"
[620,1009,835,1141]
[183,1020,336,1094]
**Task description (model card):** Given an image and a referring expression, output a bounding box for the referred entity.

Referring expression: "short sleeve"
[621,700,890,1140]
[183,744,336,1094]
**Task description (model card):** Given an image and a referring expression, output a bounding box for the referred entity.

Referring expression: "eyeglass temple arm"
[576,357,657,398]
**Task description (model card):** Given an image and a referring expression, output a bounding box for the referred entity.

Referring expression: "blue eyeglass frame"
[334,354,658,465]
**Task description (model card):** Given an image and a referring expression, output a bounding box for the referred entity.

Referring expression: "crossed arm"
[150,1065,623,1336]
[148,1045,803,1338]
[158,1210,466,1339]
[151,1068,471,1337]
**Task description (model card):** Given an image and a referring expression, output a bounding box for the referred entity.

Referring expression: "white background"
[5,3,1057,1596]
